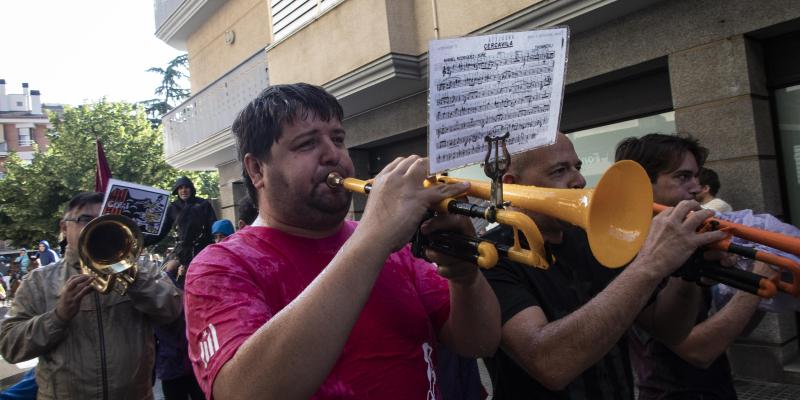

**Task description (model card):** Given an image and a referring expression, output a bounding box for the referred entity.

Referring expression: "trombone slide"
[653,204,800,298]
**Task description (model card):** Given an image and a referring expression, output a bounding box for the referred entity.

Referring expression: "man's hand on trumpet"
[358,155,469,254]
[420,212,482,285]
[631,200,728,279]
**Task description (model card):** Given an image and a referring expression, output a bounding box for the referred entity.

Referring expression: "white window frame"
[270,0,344,43]
[16,123,34,147]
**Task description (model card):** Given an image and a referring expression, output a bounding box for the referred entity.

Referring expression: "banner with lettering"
[101,179,170,237]
[428,27,569,173]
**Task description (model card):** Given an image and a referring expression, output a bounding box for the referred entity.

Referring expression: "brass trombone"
[78,214,143,295]
[327,160,654,270]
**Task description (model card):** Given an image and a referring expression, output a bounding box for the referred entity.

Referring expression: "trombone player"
[480,133,728,399]
[0,191,182,400]
[617,133,773,399]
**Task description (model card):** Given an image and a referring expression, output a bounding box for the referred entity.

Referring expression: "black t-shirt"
[481,226,634,400]
[629,288,737,400]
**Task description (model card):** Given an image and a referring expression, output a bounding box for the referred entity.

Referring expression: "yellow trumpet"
[328,160,654,269]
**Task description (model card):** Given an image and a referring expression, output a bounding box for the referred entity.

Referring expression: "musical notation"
[428,28,568,173]
[435,105,550,136]
[436,97,550,122]
[435,65,553,91]
[440,47,556,76]
[434,77,552,106]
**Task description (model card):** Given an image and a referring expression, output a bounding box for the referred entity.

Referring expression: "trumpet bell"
[78,214,143,295]
[586,160,653,268]
[441,160,653,268]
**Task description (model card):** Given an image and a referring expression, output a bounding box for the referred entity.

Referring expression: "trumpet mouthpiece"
[326,172,344,188]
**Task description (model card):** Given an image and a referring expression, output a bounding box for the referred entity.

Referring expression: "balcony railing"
[162,49,269,162]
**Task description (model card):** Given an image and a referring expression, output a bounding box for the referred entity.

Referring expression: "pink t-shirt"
[184,221,451,399]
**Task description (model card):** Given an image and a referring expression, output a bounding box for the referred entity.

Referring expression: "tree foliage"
[141,54,190,127]
[0,100,217,248]
[0,53,220,250]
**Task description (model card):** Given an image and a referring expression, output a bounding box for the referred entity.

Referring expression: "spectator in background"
[696,167,733,213]
[14,249,30,275]
[211,220,235,243]
[35,241,59,268]
[236,195,258,229]
[146,177,217,269]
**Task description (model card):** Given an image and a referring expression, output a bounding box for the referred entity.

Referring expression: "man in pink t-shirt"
[185,83,501,399]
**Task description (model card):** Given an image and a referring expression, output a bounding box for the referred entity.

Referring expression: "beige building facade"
[155,0,800,383]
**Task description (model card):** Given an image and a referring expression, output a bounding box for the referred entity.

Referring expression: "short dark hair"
[614,133,708,182]
[65,192,104,214]
[237,194,258,225]
[698,167,721,196]
[232,83,344,203]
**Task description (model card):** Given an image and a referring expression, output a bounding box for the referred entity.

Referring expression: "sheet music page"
[428,27,569,173]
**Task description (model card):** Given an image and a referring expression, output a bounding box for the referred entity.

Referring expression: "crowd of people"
[0,82,790,400]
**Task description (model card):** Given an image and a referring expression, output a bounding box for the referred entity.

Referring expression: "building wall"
[186,0,272,92]
[216,159,243,223]
[0,120,50,172]
[266,0,392,86]
[0,122,49,150]
[409,0,543,55]
[266,0,543,86]
[32,124,49,152]
[567,0,800,214]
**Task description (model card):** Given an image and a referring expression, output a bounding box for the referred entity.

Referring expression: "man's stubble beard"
[267,180,353,231]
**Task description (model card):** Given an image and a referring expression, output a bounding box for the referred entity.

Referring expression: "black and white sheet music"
[428,28,568,173]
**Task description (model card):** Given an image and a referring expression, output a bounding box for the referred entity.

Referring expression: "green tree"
[142,54,190,127]
[0,100,216,247]
[140,52,219,213]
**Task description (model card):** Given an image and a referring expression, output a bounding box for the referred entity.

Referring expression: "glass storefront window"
[567,112,675,187]
[774,84,800,224]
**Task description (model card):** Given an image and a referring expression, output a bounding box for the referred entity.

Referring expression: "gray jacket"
[0,256,182,400]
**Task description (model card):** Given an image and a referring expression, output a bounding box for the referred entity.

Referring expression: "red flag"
[95,139,112,193]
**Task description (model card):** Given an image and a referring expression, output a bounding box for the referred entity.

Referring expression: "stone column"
[217,160,243,222]
[670,34,781,215]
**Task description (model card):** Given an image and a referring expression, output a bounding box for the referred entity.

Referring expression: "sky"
[1,1,185,107]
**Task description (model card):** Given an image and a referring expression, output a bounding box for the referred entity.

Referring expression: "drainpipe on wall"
[431,0,440,39]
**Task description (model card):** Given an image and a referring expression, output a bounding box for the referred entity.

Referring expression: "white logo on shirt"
[422,342,438,400]
[199,324,220,368]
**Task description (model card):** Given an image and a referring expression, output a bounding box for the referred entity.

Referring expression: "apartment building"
[0,80,58,177]
[154,0,800,382]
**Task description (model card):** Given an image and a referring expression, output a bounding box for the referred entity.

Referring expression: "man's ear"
[243,153,265,190]
[59,220,67,236]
